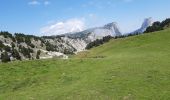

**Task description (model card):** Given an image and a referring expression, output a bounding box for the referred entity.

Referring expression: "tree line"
[145,18,170,33]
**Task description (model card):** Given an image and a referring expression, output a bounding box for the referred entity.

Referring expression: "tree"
[145,21,163,33]
[63,48,74,54]
[36,50,41,59]
[14,33,25,43]
[20,46,32,59]
[4,46,11,52]
[145,18,170,33]
[0,31,13,39]
[45,41,57,51]
[11,42,15,48]
[86,36,112,49]
[1,51,10,63]
[12,49,21,60]
[161,18,170,28]
[0,40,4,48]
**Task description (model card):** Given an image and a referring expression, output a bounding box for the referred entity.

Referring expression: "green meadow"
[0,29,170,100]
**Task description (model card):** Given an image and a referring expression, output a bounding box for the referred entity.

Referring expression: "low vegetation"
[86,36,112,49]
[0,28,170,99]
[0,31,75,62]
[145,18,170,33]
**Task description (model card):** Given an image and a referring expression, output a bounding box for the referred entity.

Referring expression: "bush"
[11,42,15,48]
[0,40,4,48]
[12,49,21,60]
[145,18,170,33]
[0,31,13,39]
[15,33,25,43]
[63,48,74,54]
[45,41,58,51]
[4,46,11,52]
[86,36,112,49]
[20,46,33,58]
[145,21,163,33]
[1,51,10,63]
[28,43,35,48]
[36,50,41,59]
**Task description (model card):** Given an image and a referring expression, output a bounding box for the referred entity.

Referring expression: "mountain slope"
[0,29,170,99]
[0,22,122,62]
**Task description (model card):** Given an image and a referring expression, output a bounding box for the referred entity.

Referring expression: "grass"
[0,29,170,100]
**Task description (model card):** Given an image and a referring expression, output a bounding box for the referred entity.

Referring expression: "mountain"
[104,22,121,36]
[0,22,122,62]
[66,22,121,40]
[130,17,153,34]
[61,22,122,52]
[2,17,167,62]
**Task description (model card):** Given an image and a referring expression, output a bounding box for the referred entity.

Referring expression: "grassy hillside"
[0,29,170,100]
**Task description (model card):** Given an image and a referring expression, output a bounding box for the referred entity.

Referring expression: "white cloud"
[28,0,40,5]
[28,0,51,6]
[44,1,50,6]
[40,18,86,36]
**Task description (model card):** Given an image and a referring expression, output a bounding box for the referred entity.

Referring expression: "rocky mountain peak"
[103,22,121,36]
[130,17,153,34]
[141,17,153,31]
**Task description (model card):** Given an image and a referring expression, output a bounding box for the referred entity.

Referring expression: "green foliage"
[4,46,11,52]
[45,41,58,52]
[36,50,41,59]
[14,33,39,47]
[0,40,5,49]
[0,41,12,52]
[11,42,15,48]
[1,51,10,63]
[19,46,33,59]
[11,49,21,60]
[145,21,163,33]
[63,48,74,54]
[15,33,25,43]
[0,31,13,38]
[145,18,170,33]
[86,36,112,49]
[161,18,170,28]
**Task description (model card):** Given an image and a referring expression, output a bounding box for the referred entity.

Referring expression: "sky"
[0,0,170,36]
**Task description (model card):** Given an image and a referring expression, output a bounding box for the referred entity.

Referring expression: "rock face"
[86,22,121,42]
[131,17,153,34]
[62,37,87,52]
[63,22,122,51]
[103,22,122,36]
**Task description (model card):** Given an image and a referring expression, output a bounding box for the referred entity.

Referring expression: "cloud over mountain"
[40,18,85,36]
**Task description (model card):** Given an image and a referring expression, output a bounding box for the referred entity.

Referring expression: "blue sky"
[0,0,170,36]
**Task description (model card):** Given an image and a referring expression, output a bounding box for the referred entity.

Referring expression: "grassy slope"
[0,29,170,100]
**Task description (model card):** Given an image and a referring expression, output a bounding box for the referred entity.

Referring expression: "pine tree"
[1,51,10,63]
[36,50,41,59]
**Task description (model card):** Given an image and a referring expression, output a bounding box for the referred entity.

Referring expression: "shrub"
[11,42,15,48]
[0,31,13,39]
[86,36,112,49]
[12,49,21,60]
[4,46,11,52]
[145,18,170,33]
[20,46,32,58]
[36,50,41,59]
[1,51,10,63]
